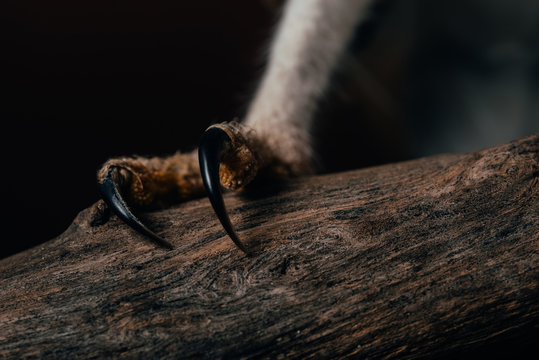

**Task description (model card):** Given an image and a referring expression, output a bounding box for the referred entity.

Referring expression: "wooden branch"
[1,135,537,359]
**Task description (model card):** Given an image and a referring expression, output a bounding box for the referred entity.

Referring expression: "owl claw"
[98,126,251,254]
[199,127,249,254]
[98,167,174,250]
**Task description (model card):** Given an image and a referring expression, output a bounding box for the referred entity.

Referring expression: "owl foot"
[97,121,296,253]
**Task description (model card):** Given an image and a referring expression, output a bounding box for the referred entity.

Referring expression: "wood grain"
[1,135,537,359]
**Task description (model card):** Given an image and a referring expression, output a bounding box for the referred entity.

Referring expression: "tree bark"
[1,135,537,359]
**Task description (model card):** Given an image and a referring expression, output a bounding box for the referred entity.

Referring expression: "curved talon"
[98,167,174,250]
[199,127,249,254]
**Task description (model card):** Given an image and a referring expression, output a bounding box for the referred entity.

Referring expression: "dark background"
[1,1,277,258]
[1,0,538,259]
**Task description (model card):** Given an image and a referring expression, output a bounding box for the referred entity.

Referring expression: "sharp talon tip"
[199,127,249,254]
[98,167,174,250]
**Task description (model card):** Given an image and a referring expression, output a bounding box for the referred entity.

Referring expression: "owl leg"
[99,0,368,253]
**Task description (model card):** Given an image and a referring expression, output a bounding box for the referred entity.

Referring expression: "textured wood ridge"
[1,135,538,359]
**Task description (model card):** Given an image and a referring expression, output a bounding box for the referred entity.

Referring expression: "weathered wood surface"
[1,135,538,359]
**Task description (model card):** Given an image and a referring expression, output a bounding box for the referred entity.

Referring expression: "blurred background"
[1,0,538,258]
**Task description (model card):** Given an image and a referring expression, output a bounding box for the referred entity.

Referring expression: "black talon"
[98,167,174,250]
[199,127,249,254]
